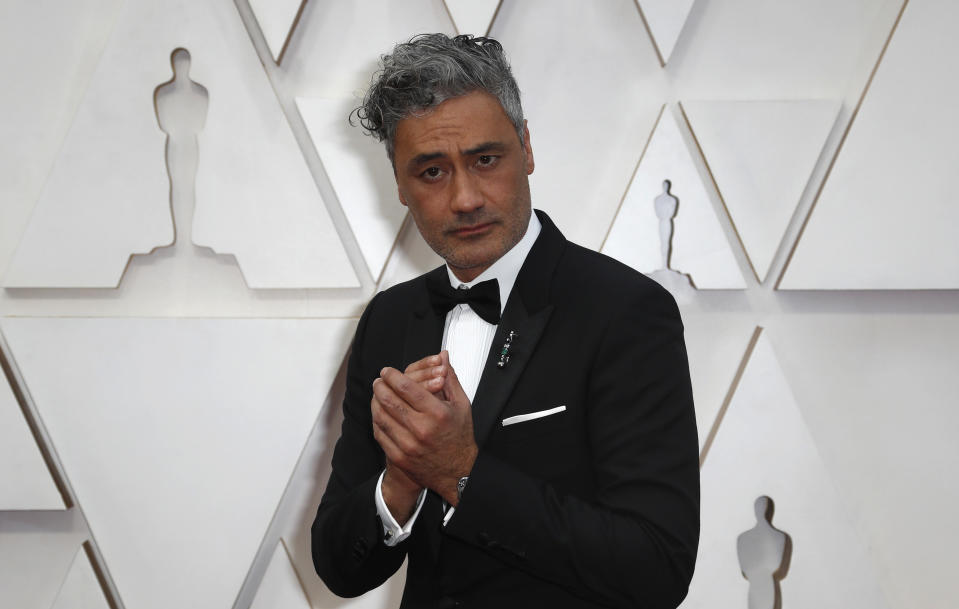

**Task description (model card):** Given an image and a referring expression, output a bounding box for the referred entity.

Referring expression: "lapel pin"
[497,331,518,369]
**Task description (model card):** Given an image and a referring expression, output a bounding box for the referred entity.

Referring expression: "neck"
[448,264,489,283]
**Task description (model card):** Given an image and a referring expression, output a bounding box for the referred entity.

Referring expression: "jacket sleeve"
[442,283,700,609]
[311,292,409,597]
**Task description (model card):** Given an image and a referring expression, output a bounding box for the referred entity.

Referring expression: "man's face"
[393,90,535,282]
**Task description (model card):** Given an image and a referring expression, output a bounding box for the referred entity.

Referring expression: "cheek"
[406,200,447,238]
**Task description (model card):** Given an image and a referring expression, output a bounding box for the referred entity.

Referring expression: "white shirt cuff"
[374,470,427,546]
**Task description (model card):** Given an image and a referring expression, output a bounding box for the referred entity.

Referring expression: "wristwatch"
[456,476,469,502]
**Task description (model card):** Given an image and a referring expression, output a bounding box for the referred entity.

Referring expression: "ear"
[522,120,534,175]
[397,186,409,207]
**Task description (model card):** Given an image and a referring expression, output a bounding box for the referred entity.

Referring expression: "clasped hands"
[372,351,477,522]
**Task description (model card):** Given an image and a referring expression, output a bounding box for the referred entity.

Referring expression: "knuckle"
[379,392,398,411]
[412,421,431,441]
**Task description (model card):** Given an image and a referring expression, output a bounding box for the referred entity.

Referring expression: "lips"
[452,222,494,237]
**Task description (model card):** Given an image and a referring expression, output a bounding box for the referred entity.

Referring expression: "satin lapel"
[470,297,554,448]
[467,210,566,447]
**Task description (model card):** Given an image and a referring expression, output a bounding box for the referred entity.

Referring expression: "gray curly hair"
[353,33,525,164]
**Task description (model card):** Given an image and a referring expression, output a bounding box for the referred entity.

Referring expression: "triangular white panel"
[444,0,501,36]
[50,545,110,609]
[0,530,82,609]
[682,333,889,609]
[376,216,443,293]
[682,317,757,453]
[0,0,123,276]
[683,100,840,281]
[771,315,959,608]
[493,0,663,251]
[0,347,62,510]
[298,97,407,282]
[637,0,695,64]
[781,0,959,289]
[249,0,302,61]
[602,108,746,289]
[1,317,356,609]
[4,0,358,289]
[250,540,312,609]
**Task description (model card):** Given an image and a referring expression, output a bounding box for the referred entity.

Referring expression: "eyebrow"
[464,141,507,156]
[406,141,508,172]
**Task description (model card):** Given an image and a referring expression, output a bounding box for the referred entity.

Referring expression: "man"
[312,34,699,608]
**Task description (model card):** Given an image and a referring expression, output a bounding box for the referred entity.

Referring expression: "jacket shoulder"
[554,241,678,313]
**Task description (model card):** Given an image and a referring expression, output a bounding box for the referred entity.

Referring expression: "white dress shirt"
[375,212,542,545]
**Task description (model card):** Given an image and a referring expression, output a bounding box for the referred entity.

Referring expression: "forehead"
[394,91,516,157]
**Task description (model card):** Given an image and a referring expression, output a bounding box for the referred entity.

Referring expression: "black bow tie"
[426,275,501,325]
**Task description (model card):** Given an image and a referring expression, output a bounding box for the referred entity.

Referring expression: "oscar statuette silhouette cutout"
[647,180,694,297]
[737,496,792,609]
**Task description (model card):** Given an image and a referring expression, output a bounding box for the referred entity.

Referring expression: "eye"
[421,166,445,181]
[477,155,498,168]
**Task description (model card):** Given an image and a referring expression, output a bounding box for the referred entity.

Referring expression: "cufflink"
[456,476,469,502]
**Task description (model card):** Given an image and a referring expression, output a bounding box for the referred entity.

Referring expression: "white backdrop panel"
[248,0,302,61]
[637,0,696,64]
[0,524,83,609]
[681,316,756,453]
[286,0,455,97]
[5,0,358,289]
[683,333,889,609]
[602,108,746,289]
[250,541,312,609]
[444,0,501,36]
[781,0,959,289]
[771,315,959,609]
[49,545,110,609]
[674,0,883,99]
[0,346,62,510]
[492,0,664,251]
[1,317,356,609]
[298,97,407,282]
[0,0,121,280]
[376,217,444,293]
[2,0,171,288]
[683,100,840,282]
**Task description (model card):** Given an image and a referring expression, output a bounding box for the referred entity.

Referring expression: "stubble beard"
[421,199,531,277]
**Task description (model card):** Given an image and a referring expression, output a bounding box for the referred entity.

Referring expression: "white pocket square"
[501,405,566,427]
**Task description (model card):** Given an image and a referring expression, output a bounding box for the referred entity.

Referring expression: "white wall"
[1,1,956,608]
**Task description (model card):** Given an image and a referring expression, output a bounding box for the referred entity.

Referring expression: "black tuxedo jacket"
[312,211,699,609]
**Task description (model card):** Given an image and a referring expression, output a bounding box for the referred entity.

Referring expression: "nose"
[449,169,484,214]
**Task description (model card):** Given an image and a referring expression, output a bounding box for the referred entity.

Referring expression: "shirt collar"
[445,211,542,314]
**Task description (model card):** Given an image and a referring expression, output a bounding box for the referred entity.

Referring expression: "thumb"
[439,350,469,407]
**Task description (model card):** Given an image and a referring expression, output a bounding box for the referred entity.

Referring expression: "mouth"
[451,222,494,237]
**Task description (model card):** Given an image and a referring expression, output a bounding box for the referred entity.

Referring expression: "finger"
[371,395,420,457]
[372,377,417,423]
[372,410,406,466]
[404,354,443,375]
[405,364,447,386]
[439,351,469,407]
[380,367,440,414]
